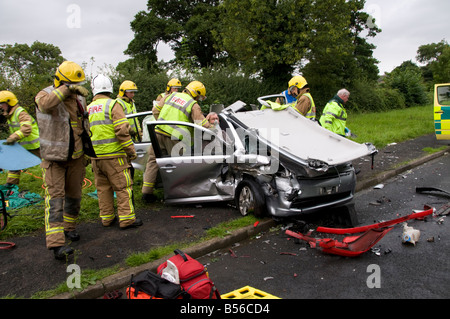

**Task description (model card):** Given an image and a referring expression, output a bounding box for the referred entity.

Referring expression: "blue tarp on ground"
[0,140,41,170]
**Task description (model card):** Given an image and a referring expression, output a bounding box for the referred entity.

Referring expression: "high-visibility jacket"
[156,92,196,141]
[319,96,347,136]
[7,105,40,150]
[88,98,133,158]
[116,97,141,139]
[301,93,316,120]
[262,93,316,120]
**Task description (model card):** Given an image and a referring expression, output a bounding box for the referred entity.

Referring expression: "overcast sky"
[0,0,449,76]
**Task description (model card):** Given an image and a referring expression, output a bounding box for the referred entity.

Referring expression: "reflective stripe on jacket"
[302,93,316,119]
[116,97,141,134]
[88,98,130,158]
[8,106,40,150]
[319,97,347,136]
[156,92,196,141]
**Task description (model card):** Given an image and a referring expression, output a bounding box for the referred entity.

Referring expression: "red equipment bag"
[126,270,188,299]
[157,249,221,299]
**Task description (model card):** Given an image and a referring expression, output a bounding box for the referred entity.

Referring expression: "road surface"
[197,153,450,299]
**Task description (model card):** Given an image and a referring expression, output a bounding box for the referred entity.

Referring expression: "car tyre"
[236,179,266,217]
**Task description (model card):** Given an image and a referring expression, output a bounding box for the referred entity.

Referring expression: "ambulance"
[434,83,450,140]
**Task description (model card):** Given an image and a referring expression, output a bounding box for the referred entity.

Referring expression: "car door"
[146,120,235,204]
[434,83,450,140]
[126,111,153,171]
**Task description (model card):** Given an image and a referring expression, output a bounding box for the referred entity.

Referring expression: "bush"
[377,87,406,110]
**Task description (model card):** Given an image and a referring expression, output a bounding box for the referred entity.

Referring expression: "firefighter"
[35,61,90,260]
[141,80,218,203]
[0,90,40,186]
[87,74,142,229]
[285,76,316,120]
[116,80,142,142]
[155,78,182,103]
[319,89,350,136]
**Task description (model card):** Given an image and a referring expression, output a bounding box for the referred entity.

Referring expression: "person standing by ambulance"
[0,90,40,186]
[87,75,142,230]
[35,61,90,260]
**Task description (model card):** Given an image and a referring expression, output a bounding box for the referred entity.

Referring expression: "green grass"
[347,104,435,149]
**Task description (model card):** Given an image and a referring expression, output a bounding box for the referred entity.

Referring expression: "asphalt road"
[197,153,450,299]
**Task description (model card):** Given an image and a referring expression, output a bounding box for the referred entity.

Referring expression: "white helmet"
[91,74,113,96]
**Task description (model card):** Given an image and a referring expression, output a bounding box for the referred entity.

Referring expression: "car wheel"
[236,179,266,217]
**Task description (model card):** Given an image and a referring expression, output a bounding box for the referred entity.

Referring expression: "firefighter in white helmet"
[87,75,142,230]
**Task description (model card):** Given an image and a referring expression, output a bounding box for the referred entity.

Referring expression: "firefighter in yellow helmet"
[155,78,182,102]
[0,90,40,186]
[142,80,219,203]
[275,75,316,120]
[117,80,142,142]
[35,61,90,260]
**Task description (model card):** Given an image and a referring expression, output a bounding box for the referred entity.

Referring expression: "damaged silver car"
[127,101,377,218]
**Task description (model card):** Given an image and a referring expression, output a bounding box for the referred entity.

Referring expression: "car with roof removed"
[127,100,377,218]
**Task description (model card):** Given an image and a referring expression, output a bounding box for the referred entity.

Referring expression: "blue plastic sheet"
[0,140,41,170]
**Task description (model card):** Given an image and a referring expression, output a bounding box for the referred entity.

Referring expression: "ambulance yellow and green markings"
[434,83,450,140]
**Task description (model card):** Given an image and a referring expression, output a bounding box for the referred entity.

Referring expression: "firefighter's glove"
[3,137,16,145]
[69,85,89,97]
[128,153,137,161]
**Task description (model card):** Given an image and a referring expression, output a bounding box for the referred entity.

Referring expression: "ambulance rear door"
[434,83,450,140]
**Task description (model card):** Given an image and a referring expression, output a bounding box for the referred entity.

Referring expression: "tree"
[217,0,380,97]
[417,40,450,85]
[302,0,380,107]
[126,0,223,71]
[383,61,428,107]
[0,41,64,111]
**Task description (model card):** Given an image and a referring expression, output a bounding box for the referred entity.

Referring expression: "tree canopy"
[126,0,380,89]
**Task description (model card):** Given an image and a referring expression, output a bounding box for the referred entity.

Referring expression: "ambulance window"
[437,86,450,105]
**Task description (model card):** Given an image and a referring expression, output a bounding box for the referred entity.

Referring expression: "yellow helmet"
[54,61,86,87]
[288,76,308,90]
[185,81,206,101]
[119,80,138,97]
[166,78,182,92]
[0,90,18,107]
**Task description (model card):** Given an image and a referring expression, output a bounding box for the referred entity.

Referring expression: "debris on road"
[286,227,393,257]
[170,215,195,219]
[285,206,435,257]
[416,187,450,198]
[402,223,421,245]
[315,205,434,235]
